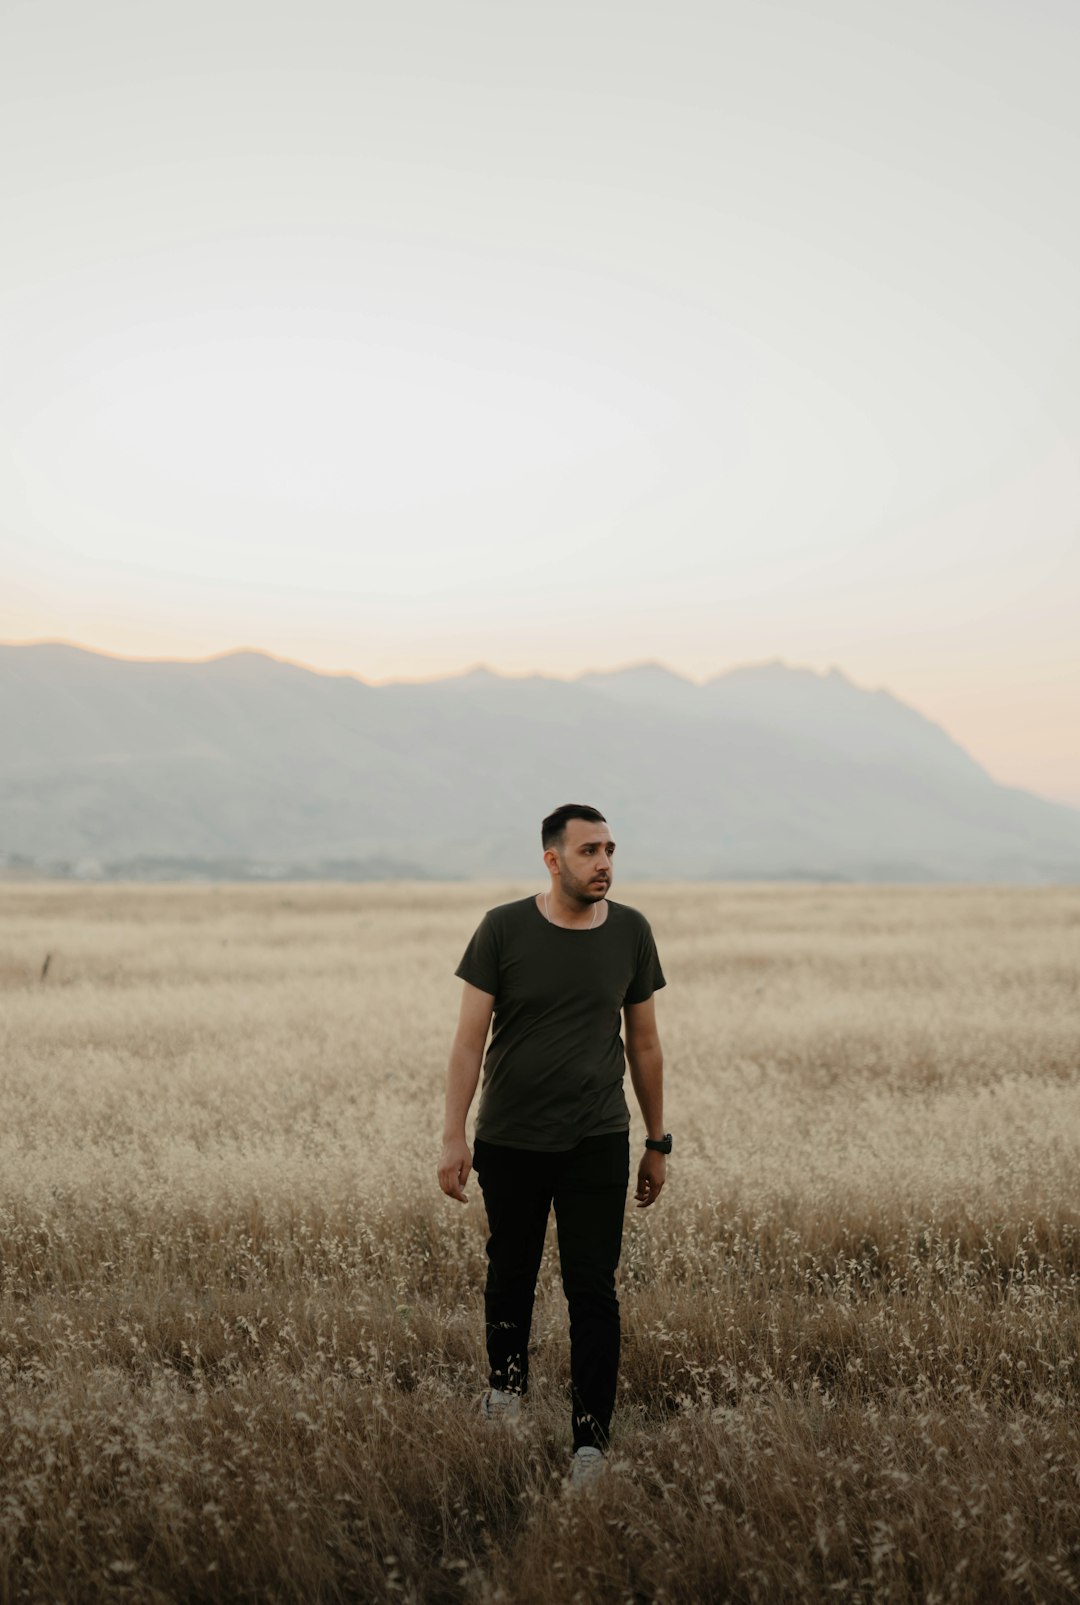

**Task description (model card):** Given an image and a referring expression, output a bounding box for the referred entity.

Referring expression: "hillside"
[2,643,1079,882]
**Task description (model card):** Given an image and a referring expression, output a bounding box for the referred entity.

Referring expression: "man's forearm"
[627,1043,665,1139]
[442,1043,483,1141]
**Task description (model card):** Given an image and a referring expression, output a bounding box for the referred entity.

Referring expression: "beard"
[559,861,610,905]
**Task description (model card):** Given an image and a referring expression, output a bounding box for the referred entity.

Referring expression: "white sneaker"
[569,1445,607,1489]
[481,1387,522,1422]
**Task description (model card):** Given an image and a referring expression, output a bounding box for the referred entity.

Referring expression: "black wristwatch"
[645,1133,673,1154]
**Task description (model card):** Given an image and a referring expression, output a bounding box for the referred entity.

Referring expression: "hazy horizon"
[0,634,925,688]
[3,1,1078,804]
[4,631,1079,809]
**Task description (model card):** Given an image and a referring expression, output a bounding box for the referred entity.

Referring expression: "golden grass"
[1,881,1079,1602]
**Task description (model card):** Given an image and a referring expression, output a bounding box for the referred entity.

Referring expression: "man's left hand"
[634,1149,667,1208]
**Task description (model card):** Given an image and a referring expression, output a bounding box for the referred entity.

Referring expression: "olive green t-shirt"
[454,896,666,1152]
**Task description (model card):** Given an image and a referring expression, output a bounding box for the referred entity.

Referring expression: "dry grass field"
[2,880,1080,1604]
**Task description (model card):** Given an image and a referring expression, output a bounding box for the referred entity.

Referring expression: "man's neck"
[542,888,604,928]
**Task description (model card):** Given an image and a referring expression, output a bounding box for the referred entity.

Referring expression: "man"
[437,803,670,1488]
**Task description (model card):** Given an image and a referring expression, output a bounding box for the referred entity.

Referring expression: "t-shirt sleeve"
[454,912,500,996]
[624,917,666,1006]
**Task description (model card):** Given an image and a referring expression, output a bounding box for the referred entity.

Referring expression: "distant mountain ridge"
[2,642,1079,883]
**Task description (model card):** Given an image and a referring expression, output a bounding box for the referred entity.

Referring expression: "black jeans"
[473,1129,630,1452]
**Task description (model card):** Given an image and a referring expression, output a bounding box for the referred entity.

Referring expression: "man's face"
[548,818,616,903]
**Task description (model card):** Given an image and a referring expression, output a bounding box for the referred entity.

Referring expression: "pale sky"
[2,0,1078,802]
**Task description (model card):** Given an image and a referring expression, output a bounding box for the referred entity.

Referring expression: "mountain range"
[2,641,1079,882]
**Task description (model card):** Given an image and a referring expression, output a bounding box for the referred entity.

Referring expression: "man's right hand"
[438,1137,473,1203]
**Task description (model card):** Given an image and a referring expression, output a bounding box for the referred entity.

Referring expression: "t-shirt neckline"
[531,893,612,933]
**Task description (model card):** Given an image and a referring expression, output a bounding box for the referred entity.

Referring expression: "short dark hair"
[541,803,607,851]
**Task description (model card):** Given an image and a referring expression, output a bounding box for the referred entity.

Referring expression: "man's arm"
[624,994,666,1208]
[437,981,495,1202]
